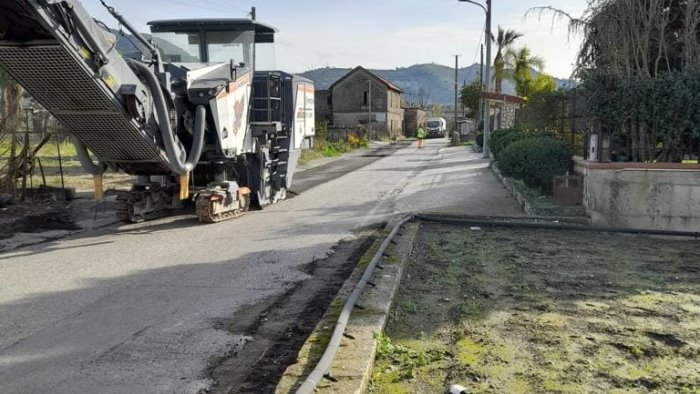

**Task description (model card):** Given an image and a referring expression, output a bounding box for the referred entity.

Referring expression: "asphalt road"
[0,139,522,393]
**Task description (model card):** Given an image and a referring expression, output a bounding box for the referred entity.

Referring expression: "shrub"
[347,134,369,149]
[489,128,533,162]
[475,132,484,148]
[499,137,571,192]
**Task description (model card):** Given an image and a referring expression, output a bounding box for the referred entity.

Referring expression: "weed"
[630,346,644,358]
[401,300,417,315]
[373,332,443,383]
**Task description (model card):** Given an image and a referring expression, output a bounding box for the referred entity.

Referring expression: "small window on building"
[327,95,332,106]
[364,91,368,105]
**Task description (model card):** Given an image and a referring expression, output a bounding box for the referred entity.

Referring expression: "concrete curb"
[490,162,590,225]
[276,221,420,393]
[490,162,538,216]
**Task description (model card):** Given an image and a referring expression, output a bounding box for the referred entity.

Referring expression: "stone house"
[314,89,332,123]
[329,66,404,139]
[403,107,429,137]
[481,92,525,130]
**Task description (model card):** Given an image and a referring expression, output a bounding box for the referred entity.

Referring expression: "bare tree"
[0,76,24,197]
[416,87,431,108]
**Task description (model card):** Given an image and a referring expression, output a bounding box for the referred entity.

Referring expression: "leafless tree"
[416,87,431,108]
[0,78,24,197]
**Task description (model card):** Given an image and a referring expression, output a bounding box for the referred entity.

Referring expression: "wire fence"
[514,89,589,158]
[1,127,131,202]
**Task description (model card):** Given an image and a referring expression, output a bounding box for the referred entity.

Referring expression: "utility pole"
[458,0,492,158]
[479,43,484,129]
[483,0,492,159]
[454,54,460,135]
[368,79,372,139]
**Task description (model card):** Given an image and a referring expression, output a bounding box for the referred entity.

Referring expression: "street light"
[459,0,492,159]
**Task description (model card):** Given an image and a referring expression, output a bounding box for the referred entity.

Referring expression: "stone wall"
[314,90,332,123]
[330,68,404,139]
[497,103,518,130]
[574,158,700,231]
[403,108,429,137]
[332,69,388,113]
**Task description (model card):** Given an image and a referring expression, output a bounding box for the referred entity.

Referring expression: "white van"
[426,117,447,138]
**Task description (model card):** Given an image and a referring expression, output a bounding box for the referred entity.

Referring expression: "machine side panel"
[292,81,314,150]
[210,73,252,154]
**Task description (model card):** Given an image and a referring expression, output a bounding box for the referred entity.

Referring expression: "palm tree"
[492,26,523,93]
[506,46,545,97]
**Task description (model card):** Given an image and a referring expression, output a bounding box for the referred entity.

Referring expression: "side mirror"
[229,59,237,82]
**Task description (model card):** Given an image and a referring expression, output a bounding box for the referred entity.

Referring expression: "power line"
[276,43,314,72]
[205,0,249,16]
[157,0,246,15]
[278,38,325,68]
[471,21,486,67]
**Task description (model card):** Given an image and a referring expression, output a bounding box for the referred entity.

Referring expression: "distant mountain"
[301,63,570,105]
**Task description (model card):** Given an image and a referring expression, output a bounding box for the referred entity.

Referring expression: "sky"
[82,0,586,79]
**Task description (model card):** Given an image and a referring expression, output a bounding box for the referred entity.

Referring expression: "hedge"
[489,128,532,161]
[499,137,571,192]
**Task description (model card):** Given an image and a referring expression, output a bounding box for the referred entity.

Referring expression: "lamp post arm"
[459,0,487,15]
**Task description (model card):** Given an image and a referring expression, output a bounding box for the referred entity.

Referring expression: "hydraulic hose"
[295,213,698,393]
[100,0,165,73]
[65,4,110,66]
[127,60,205,175]
[72,136,107,176]
[413,214,700,238]
[296,215,414,394]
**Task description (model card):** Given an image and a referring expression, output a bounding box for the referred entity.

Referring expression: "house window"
[327,95,332,106]
[364,91,368,105]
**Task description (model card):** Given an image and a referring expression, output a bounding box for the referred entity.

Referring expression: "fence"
[1,125,132,202]
[514,88,589,158]
[326,126,366,143]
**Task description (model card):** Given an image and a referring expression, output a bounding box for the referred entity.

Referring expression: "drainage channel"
[294,214,700,393]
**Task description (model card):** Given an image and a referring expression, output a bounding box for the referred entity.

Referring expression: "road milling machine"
[0,1,315,222]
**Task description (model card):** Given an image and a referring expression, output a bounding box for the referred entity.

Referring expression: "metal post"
[479,43,484,130]
[454,54,460,134]
[55,130,65,190]
[368,79,372,140]
[21,109,30,201]
[483,0,492,159]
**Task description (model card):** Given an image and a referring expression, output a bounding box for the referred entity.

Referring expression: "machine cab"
[147,18,276,67]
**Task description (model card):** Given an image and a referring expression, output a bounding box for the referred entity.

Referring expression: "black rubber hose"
[414,214,700,239]
[127,60,205,175]
[72,136,107,176]
[296,215,414,393]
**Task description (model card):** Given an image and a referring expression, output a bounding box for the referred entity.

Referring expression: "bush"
[347,134,369,149]
[475,132,484,148]
[489,128,532,161]
[499,137,571,192]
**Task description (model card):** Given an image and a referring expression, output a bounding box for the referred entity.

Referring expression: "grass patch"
[298,136,370,165]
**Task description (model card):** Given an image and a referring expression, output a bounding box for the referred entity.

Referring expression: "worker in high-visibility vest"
[417,125,426,149]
